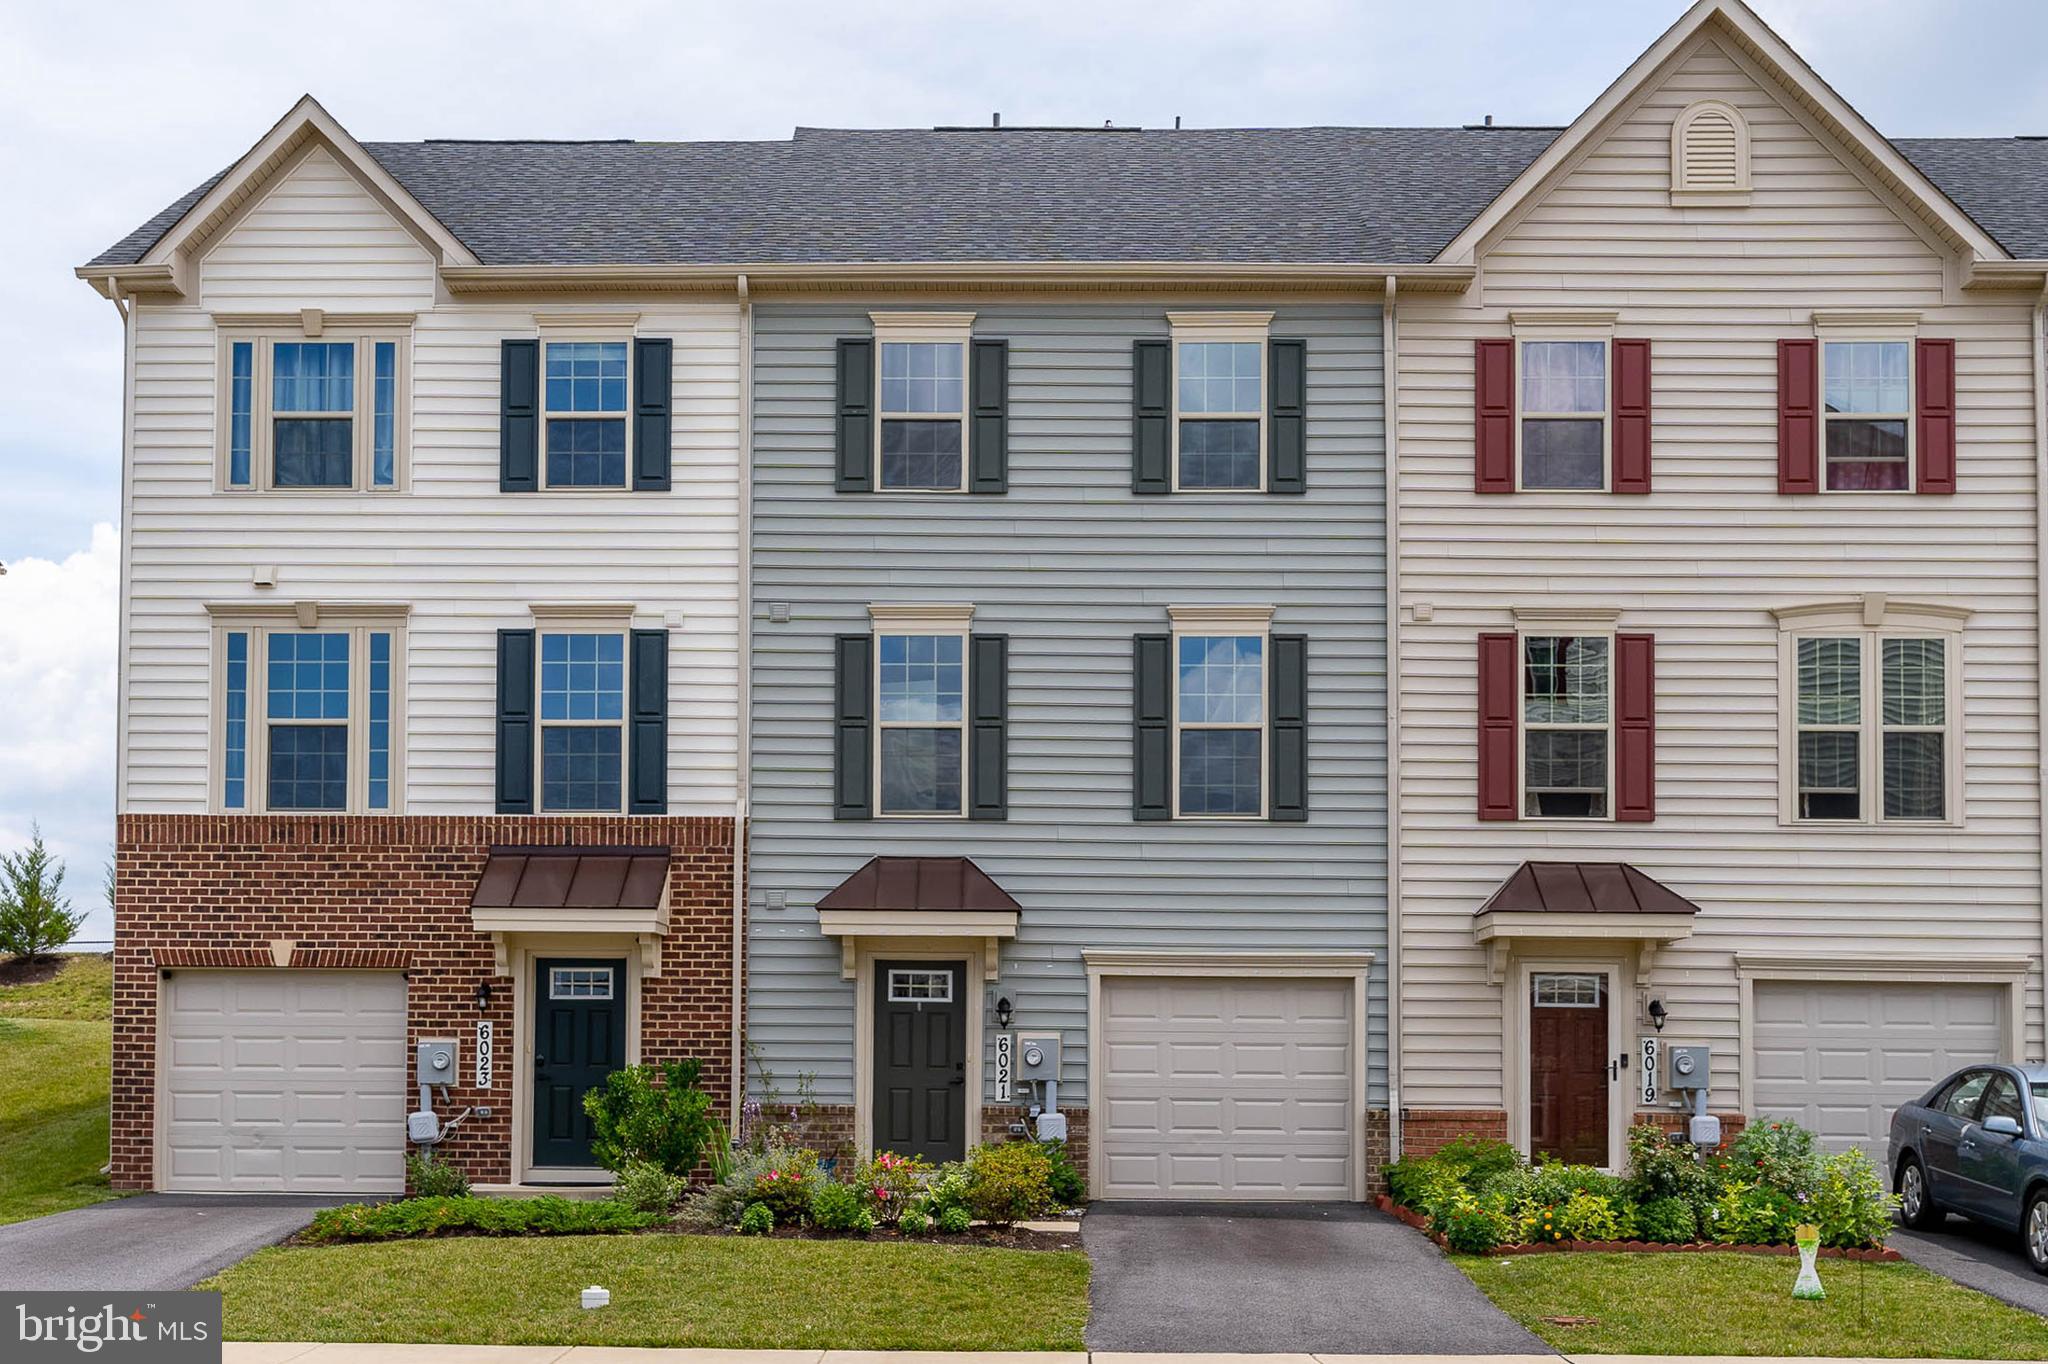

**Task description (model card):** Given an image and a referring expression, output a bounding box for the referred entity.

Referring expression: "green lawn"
[1460,1250,2048,1359]
[206,1235,1090,1349]
[0,955,118,1225]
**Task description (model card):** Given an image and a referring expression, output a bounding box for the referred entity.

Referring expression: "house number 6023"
[476,1020,495,1089]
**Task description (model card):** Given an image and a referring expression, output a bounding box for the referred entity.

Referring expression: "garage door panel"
[1754,981,2004,1160]
[1100,976,1354,1200]
[163,970,406,1194]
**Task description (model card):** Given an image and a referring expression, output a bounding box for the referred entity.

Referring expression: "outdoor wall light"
[995,996,1014,1030]
[1647,998,1668,1032]
[475,980,493,1012]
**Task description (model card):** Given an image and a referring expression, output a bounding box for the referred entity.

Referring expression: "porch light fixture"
[475,980,493,1012]
[1647,998,1668,1032]
[995,996,1014,1030]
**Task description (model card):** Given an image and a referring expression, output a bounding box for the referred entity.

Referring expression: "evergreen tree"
[0,826,85,961]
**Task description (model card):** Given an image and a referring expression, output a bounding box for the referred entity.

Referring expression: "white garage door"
[163,970,407,1193]
[1099,976,1353,1199]
[1753,980,2006,1160]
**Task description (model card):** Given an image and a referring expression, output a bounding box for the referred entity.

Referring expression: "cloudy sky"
[2,0,2043,945]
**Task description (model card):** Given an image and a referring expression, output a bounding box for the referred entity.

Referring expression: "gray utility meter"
[1666,1045,1709,1091]
[417,1038,459,1087]
[1014,1033,1061,1083]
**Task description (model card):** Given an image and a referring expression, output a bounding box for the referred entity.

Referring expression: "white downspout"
[2034,286,2047,1063]
[1382,275,1404,1160]
[733,272,753,1121]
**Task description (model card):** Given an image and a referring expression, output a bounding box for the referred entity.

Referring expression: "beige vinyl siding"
[1396,33,2043,1113]
[123,153,742,814]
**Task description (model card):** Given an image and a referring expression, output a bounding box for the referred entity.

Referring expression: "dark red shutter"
[1916,338,1956,495]
[1611,339,1652,494]
[1475,339,1515,493]
[1777,339,1819,493]
[1477,633,1519,820]
[1615,633,1656,822]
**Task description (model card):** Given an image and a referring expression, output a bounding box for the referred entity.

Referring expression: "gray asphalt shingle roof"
[86,125,2048,269]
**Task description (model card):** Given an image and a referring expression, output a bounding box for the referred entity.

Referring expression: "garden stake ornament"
[1792,1223,1825,1300]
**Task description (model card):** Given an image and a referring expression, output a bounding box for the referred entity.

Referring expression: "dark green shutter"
[833,634,873,818]
[1268,339,1307,494]
[969,339,1009,494]
[1269,633,1308,820]
[1133,633,1172,819]
[835,340,874,492]
[1132,340,1171,494]
[500,340,539,492]
[633,338,672,492]
[495,629,535,813]
[628,629,668,814]
[969,634,1008,819]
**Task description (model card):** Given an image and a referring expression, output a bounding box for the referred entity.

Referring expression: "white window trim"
[533,613,632,816]
[1509,313,1617,494]
[206,602,409,815]
[1515,613,1618,824]
[534,319,640,493]
[1669,99,1752,206]
[215,317,412,493]
[868,602,972,820]
[1811,318,1919,496]
[1168,311,1273,493]
[1772,598,1969,828]
[871,312,975,494]
[1167,603,1275,821]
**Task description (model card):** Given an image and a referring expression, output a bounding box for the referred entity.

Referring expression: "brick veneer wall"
[114,813,737,1190]
[1399,1108,1511,1159]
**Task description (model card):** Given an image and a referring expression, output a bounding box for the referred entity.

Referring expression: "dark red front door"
[1529,972,1609,1165]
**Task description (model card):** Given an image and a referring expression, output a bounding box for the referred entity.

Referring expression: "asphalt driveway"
[1894,1214,2048,1316]
[0,1194,352,1291]
[1082,1201,1553,1354]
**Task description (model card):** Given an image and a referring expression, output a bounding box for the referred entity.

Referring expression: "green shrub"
[1708,1180,1802,1246]
[304,1196,655,1243]
[738,1202,773,1235]
[746,1146,822,1226]
[405,1152,471,1198]
[1386,1134,1523,1209]
[1725,1119,1820,1199]
[854,1208,877,1233]
[1624,1125,1714,1206]
[809,1179,866,1231]
[963,1141,1054,1225]
[1554,1191,1622,1242]
[1634,1195,1700,1243]
[1441,1195,1515,1254]
[898,1208,930,1236]
[1432,1134,1523,1186]
[582,1059,715,1177]
[1041,1139,1087,1206]
[850,1150,931,1223]
[938,1204,973,1234]
[1810,1148,1896,1248]
[925,1162,971,1218]
[611,1160,685,1215]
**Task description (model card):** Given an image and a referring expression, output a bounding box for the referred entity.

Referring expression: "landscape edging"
[1373,1194,1903,1261]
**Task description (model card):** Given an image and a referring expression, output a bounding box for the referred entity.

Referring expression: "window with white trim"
[1783,612,1960,824]
[870,314,974,492]
[875,630,967,815]
[219,329,407,491]
[543,341,630,488]
[537,631,626,811]
[1520,340,1607,490]
[215,615,403,813]
[1522,634,1611,819]
[886,968,955,1003]
[1175,632,1266,817]
[1532,973,1603,1007]
[548,966,616,1000]
[1171,313,1270,491]
[1822,340,1912,492]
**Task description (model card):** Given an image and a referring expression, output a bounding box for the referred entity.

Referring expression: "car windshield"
[2033,1083,2048,1127]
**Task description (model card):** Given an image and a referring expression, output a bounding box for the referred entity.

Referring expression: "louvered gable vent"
[1671,100,1750,203]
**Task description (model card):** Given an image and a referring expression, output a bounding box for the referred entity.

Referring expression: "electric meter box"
[417,1038,459,1087]
[1666,1044,1710,1091]
[1014,1033,1061,1083]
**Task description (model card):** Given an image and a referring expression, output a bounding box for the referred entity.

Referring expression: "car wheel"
[1897,1156,1943,1231]
[2025,1192,2048,1276]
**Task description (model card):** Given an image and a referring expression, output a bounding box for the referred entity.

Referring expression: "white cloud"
[0,524,118,945]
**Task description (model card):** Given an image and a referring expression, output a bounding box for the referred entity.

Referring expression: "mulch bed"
[1376,1194,1902,1262]
[290,1214,1082,1252]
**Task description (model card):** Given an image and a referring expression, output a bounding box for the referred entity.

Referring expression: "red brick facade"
[1399,1108,1749,1164]
[113,813,738,1190]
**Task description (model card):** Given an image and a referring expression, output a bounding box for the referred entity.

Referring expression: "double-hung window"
[220,327,406,491]
[875,630,967,815]
[1519,340,1607,490]
[213,609,405,813]
[1779,602,1964,825]
[1174,632,1267,817]
[543,341,630,488]
[1821,340,1911,491]
[1170,313,1271,491]
[872,314,970,492]
[538,631,626,810]
[1522,634,1611,818]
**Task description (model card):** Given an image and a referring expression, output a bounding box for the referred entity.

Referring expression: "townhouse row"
[83,0,2048,1198]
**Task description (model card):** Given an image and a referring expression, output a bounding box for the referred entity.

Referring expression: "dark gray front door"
[532,957,626,1168]
[873,960,967,1163]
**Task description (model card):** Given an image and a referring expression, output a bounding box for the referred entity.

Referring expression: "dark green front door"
[872,960,967,1163]
[532,958,625,1168]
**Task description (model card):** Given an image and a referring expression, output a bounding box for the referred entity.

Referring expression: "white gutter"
[733,273,753,1121]
[1382,275,1404,1158]
[2035,286,2047,1063]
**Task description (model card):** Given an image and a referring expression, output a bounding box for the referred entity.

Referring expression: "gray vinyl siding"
[748,302,1387,1107]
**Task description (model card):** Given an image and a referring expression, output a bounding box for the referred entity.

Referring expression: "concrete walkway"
[0,1193,351,1290]
[220,1349,2033,1364]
